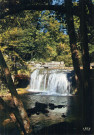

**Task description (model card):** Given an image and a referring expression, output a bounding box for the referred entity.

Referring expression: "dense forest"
[0,10,72,70]
[0,0,94,135]
[0,8,94,72]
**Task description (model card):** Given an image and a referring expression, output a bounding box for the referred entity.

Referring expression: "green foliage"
[56,42,72,66]
[0,10,73,74]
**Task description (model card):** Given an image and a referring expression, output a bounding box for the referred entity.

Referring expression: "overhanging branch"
[0,0,94,19]
[0,4,65,19]
[0,2,83,19]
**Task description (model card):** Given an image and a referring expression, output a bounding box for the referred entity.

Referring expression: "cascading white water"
[28,69,74,96]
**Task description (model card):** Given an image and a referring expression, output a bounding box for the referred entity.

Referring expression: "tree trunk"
[0,50,31,134]
[79,0,92,133]
[0,97,27,133]
[65,0,82,85]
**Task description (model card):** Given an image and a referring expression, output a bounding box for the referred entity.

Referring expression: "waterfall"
[28,69,75,96]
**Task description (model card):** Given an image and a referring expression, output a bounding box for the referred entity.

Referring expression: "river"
[20,68,82,134]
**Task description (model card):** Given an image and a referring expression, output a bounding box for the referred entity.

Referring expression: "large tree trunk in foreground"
[65,0,82,86]
[0,50,31,135]
[79,0,92,133]
[0,97,29,134]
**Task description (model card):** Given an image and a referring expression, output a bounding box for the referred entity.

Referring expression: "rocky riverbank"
[28,61,65,69]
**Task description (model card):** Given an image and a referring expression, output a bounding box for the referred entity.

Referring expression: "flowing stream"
[22,69,81,133]
[28,69,75,96]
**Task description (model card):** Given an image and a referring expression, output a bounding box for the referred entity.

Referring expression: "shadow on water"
[0,93,83,135]
[34,121,82,135]
[19,92,82,135]
[0,69,84,135]
[18,69,82,134]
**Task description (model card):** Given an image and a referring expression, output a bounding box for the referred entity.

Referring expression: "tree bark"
[65,0,82,84]
[79,0,92,133]
[0,50,31,135]
[0,97,27,134]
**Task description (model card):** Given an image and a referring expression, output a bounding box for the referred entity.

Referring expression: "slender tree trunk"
[65,0,82,85]
[0,97,26,132]
[13,55,17,75]
[79,0,92,133]
[0,50,31,134]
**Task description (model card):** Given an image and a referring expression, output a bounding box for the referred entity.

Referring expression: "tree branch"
[0,0,86,19]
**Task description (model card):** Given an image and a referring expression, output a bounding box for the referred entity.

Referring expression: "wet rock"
[58,105,63,108]
[14,74,30,88]
[49,103,66,109]
[62,113,67,118]
[27,102,49,117]
[49,103,56,110]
